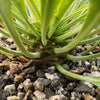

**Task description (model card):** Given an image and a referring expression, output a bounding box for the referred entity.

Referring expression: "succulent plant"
[0,0,100,87]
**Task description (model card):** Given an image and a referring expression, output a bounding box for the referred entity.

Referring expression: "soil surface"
[0,35,100,100]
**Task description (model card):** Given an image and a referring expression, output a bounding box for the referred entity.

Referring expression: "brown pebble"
[23,90,32,100]
[0,63,10,70]
[24,83,34,92]
[10,64,21,74]
[19,56,29,63]
[70,67,85,74]
[14,76,24,86]
[82,93,96,100]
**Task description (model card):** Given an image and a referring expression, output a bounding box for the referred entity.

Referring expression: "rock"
[33,78,44,91]
[17,83,24,92]
[23,79,31,85]
[0,62,10,70]
[23,90,32,100]
[32,96,38,100]
[24,82,34,92]
[5,38,13,44]
[70,67,85,74]
[0,88,9,100]
[96,87,100,97]
[62,64,69,70]
[74,82,92,93]
[0,70,3,76]
[48,66,56,73]
[44,87,55,99]
[0,54,7,63]
[14,75,24,87]
[0,75,10,88]
[23,66,36,74]
[55,87,68,96]
[34,90,46,100]
[91,66,98,71]
[19,56,29,63]
[91,71,100,77]
[9,44,16,50]
[17,92,25,100]
[6,70,11,76]
[45,73,59,81]
[10,63,21,74]
[50,80,61,90]
[71,92,81,100]
[49,95,67,100]
[4,84,16,92]
[36,69,45,78]
[82,93,96,100]
[67,82,76,90]
[7,96,20,100]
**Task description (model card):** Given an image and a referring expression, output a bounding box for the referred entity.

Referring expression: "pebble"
[9,44,16,50]
[55,87,67,96]
[74,82,92,93]
[23,90,32,100]
[14,75,24,87]
[0,54,7,63]
[23,79,31,85]
[22,66,36,74]
[0,62,10,70]
[50,80,61,90]
[49,95,67,100]
[0,75,10,88]
[91,71,100,77]
[34,90,46,100]
[44,87,55,99]
[10,63,21,74]
[48,66,56,73]
[82,93,96,100]
[7,96,20,100]
[91,66,98,71]
[24,82,34,92]
[18,56,29,63]
[96,87,100,97]
[33,78,44,91]
[36,69,45,78]
[4,84,16,92]
[71,92,81,100]
[70,67,85,74]
[0,88,9,100]
[67,82,76,90]
[17,83,24,92]
[0,70,3,76]
[62,64,69,70]
[17,92,25,100]
[5,38,13,44]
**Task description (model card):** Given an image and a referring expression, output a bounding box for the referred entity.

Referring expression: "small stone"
[71,92,81,100]
[70,67,85,74]
[23,66,36,74]
[82,93,96,100]
[5,38,13,44]
[74,82,92,93]
[0,54,7,63]
[36,69,45,78]
[67,82,76,90]
[23,90,32,100]
[7,96,20,100]
[6,70,11,76]
[0,62,10,70]
[44,87,55,99]
[10,64,21,74]
[9,44,16,50]
[4,84,16,92]
[17,83,24,91]
[62,64,69,70]
[56,87,67,96]
[34,90,46,100]
[17,92,25,100]
[49,95,67,100]
[24,82,34,92]
[91,66,98,71]
[33,78,44,91]
[48,66,56,73]
[91,71,100,77]
[14,75,24,87]
[50,80,61,90]
[32,96,38,100]
[23,79,31,85]
[0,88,9,100]
[0,70,3,76]
[96,87,100,97]
[19,56,29,63]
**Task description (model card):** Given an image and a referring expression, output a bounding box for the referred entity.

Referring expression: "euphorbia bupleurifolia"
[0,0,100,87]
